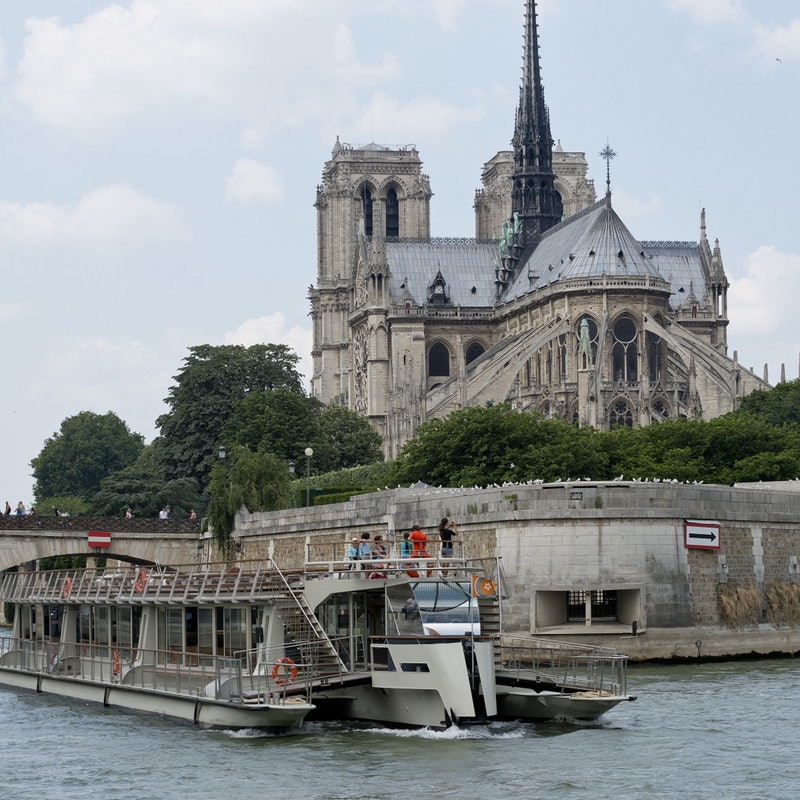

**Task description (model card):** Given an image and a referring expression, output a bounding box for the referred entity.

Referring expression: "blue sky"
[1,0,799,505]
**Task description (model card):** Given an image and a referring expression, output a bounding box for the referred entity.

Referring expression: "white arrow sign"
[684,519,721,550]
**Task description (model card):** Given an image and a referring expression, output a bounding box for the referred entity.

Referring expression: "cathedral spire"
[511,0,562,250]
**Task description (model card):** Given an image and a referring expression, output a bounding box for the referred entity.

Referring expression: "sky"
[1,0,799,506]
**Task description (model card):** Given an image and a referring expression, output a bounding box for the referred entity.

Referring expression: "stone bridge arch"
[0,517,202,572]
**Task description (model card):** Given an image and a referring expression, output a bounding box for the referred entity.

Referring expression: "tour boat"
[0,552,635,731]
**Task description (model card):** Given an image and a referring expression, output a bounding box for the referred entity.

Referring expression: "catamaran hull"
[0,667,314,730]
[495,684,629,721]
[310,685,462,729]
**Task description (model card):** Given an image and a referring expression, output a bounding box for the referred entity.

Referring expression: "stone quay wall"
[232,480,800,661]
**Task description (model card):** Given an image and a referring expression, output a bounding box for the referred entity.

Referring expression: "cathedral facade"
[308,0,768,458]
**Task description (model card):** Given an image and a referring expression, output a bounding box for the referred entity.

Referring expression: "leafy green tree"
[702,414,800,483]
[31,411,144,502]
[33,496,90,518]
[318,405,384,469]
[205,448,291,551]
[221,388,331,469]
[737,379,800,426]
[604,418,709,483]
[155,344,303,488]
[90,468,202,519]
[390,404,607,487]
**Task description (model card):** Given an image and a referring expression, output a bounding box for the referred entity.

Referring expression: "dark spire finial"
[599,141,617,196]
[510,0,562,253]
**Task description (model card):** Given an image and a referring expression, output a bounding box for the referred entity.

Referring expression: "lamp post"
[304,447,313,507]
[288,460,295,508]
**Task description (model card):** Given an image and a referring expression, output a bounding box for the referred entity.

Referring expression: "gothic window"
[558,334,567,381]
[647,331,663,383]
[428,342,450,377]
[576,315,598,368]
[466,342,485,365]
[386,187,399,237]
[609,398,633,429]
[361,185,373,236]
[545,342,553,384]
[652,398,668,419]
[612,315,638,382]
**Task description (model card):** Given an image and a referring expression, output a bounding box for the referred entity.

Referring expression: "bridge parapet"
[0,516,201,534]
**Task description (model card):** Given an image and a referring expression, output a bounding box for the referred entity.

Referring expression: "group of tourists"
[346,518,458,576]
[4,501,34,517]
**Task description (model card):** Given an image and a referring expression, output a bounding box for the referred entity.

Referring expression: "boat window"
[411,581,478,636]
[197,608,215,662]
[223,607,248,657]
[94,607,111,652]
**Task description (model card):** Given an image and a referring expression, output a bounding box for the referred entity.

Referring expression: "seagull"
[776,57,782,62]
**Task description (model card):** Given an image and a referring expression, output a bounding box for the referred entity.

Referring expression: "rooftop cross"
[600,141,617,195]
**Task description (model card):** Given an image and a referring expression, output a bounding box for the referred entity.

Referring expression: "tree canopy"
[205,447,292,550]
[31,411,144,502]
[318,405,383,469]
[388,401,800,489]
[155,343,304,487]
[390,404,607,487]
[736,378,800,426]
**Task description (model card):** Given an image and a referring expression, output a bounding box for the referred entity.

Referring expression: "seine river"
[0,657,796,800]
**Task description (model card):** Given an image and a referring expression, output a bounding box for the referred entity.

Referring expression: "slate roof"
[381,195,708,312]
[386,239,497,307]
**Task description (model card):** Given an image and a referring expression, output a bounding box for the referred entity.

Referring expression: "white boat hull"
[0,667,314,730]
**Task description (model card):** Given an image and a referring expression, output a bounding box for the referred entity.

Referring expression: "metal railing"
[502,636,628,696]
[0,635,320,704]
[0,562,302,606]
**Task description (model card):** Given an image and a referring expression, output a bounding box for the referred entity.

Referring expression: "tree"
[221,388,330,469]
[737,379,800,426]
[318,405,383,469]
[90,468,202,519]
[390,404,607,487]
[155,344,304,488]
[205,447,292,551]
[31,411,144,502]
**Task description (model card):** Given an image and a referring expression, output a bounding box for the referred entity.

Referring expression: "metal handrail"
[0,634,320,704]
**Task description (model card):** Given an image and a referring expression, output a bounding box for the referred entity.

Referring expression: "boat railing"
[0,634,320,704]
[304,539,472,579]
[0,562,312,606]
[502,636,628,697]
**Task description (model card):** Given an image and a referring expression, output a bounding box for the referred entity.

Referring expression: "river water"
[0,657,796,800]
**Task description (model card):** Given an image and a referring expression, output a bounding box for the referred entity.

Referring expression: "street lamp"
[304,447,313,507]
[288,460,296,508]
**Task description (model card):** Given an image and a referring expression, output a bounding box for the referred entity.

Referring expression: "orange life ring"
[271,656,298,685]
[134,569,147,593]
[62,577,72,598]
[112,649,121,676]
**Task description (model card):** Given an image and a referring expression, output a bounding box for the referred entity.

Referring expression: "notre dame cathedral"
[308,0,768,458]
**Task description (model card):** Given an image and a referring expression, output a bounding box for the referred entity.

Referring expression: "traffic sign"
[684,519,721,550]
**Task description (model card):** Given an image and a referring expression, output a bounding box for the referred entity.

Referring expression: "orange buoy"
[271,656,298,685]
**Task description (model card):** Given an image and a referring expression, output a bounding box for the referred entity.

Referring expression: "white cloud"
[610,189,665,222]
[226,314,313,389]
[224,159,284,205]
[666,0,749,26]
[751,19,800,64]
[357,91,486,144]
[14,0,305,132]
[0,184,181,244]
[728,245,800,335]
